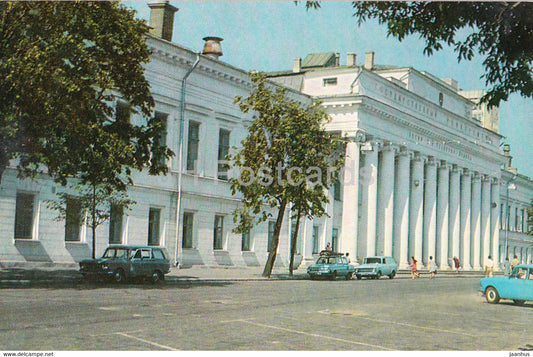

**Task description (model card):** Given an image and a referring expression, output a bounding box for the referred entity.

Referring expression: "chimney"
[202,36,223,60]
[148,1,179,42]
[293,58,302,73]
[335,53,340,66]
[347,52,357,66]
[364,51,375,70]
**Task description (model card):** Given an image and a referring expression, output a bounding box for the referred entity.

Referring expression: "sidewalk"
[0,261,487,285]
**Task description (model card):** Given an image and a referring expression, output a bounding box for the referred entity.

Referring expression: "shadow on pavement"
[0,268,234,290]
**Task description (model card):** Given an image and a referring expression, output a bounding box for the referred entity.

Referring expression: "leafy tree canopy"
[0,1,173,189]
[305,1,533,108]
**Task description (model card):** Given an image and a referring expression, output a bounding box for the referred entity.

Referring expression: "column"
[377,144,396,256]
[409,154,425,264]
[449,166,461,266]
[436,162,450,269]
[460,170,472,270]
[481,176,492,268]
[471,173,482,270]
[423,157,437,265]
[340,139,361,260]
[360,141,380,257]
[394,149,411,269]
[490,178,501,270]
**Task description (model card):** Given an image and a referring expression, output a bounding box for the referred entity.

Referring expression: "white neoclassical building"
[0,3,531,270]
[269,51,533,270]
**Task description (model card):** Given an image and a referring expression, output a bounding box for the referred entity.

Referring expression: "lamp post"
[504,174,517,259]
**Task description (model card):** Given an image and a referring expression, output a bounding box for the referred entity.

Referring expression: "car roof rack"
[319,250,344,257]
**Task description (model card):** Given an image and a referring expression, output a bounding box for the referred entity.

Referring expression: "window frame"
[148,207,162,246]
[213,215,224,250]
[182,212,194,249]
[186,121,200,172]
[14,192,36,240]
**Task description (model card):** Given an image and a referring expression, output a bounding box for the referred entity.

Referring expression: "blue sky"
[123,1,532,178]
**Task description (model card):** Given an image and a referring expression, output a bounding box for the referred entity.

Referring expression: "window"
[182,212,194,248]
[267,221,276,252]
[109,204,123,244]
[332,228,339,253]
[187,121,200,171]
[153,249,166,260]
[213,215,224,250]
[148,208,161,246]
[115,101,131,122]
[312,225,319,254]
[241,229,251,251]
[65,197,82,242]
[153,111,168,166]
[217,129,230,180]
[323,77,338,86]
[439,93,444,107]
[333,178,341,201]
[14,192,35,239]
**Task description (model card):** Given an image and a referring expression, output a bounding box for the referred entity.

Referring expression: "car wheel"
[389,271,396,279]
[485,286,500,304]
[513,300,525,306]
[151,270,164,284]
[345,272,353,280]
[113,269,125,284]
[376,271,382,279]
[356,275,362,280]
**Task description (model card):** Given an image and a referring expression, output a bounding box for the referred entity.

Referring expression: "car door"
[131,248,152,277]
[504,267,530,300]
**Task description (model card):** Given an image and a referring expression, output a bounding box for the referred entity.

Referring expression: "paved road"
[1,276,532,351]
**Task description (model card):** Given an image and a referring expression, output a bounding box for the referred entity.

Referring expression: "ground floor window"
[109,204,123,244]
[182,212,194,248]
[241,229,251,251]
[213,215,224,250]
[312,225,319,254]
[267,221,276,252]
[148,208,161,246]
[332,228,339,252]
[14,192,35,239]
[65,197,82,242]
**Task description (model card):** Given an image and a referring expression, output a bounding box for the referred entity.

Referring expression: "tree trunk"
[289,209,302,276]
[262,199,287,278]
[91,184,97,259]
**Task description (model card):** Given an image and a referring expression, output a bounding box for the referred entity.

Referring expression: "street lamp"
[504,174,517,259]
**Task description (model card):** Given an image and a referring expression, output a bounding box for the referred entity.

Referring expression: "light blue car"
[480,264,533,305]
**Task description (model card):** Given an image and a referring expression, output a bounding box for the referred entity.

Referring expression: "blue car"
[307,251,355,280]
[480,264,533,305]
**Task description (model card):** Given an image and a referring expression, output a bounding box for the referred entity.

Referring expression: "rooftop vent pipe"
[202,36,223,60]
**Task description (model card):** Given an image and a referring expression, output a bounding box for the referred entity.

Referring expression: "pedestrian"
[427,256,437,279]
[511,255,519,271]
[503,257,511,276]
[325,243,332,251]
[484,256,494,277]
[410,256,420,279]
[449,256,460,273]
[345,252,351,263]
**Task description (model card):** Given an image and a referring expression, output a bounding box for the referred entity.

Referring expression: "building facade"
[0,3,531,270]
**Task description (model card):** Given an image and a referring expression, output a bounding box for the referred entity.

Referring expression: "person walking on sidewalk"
[427,256,437,279]
[511,255,519,271]
[410,256,420,279]
[484,256,494,277]
[503,257,511,276]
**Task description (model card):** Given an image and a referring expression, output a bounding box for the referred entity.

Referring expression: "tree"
[47,183,135,259]
[304,1,533,108]
[0,1,173,188]
[230,72,344,277]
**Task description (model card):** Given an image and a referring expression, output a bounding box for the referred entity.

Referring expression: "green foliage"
[230,72,344,276]
[46,183,135,231]
[0,1,174,189]
[304,1,533,108]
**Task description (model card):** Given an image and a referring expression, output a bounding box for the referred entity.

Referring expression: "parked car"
[479,264,533,305]
[307,251,355,280]
[354,256,398,280]
[79,245,171,283]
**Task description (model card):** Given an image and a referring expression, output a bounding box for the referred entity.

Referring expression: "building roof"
[302,52,337,68]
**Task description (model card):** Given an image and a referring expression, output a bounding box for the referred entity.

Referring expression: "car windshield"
[102,248,129,259]
[364,258,381,264]
[317,257,336,264]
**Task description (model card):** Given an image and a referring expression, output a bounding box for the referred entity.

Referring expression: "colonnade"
[340,136,501,270]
